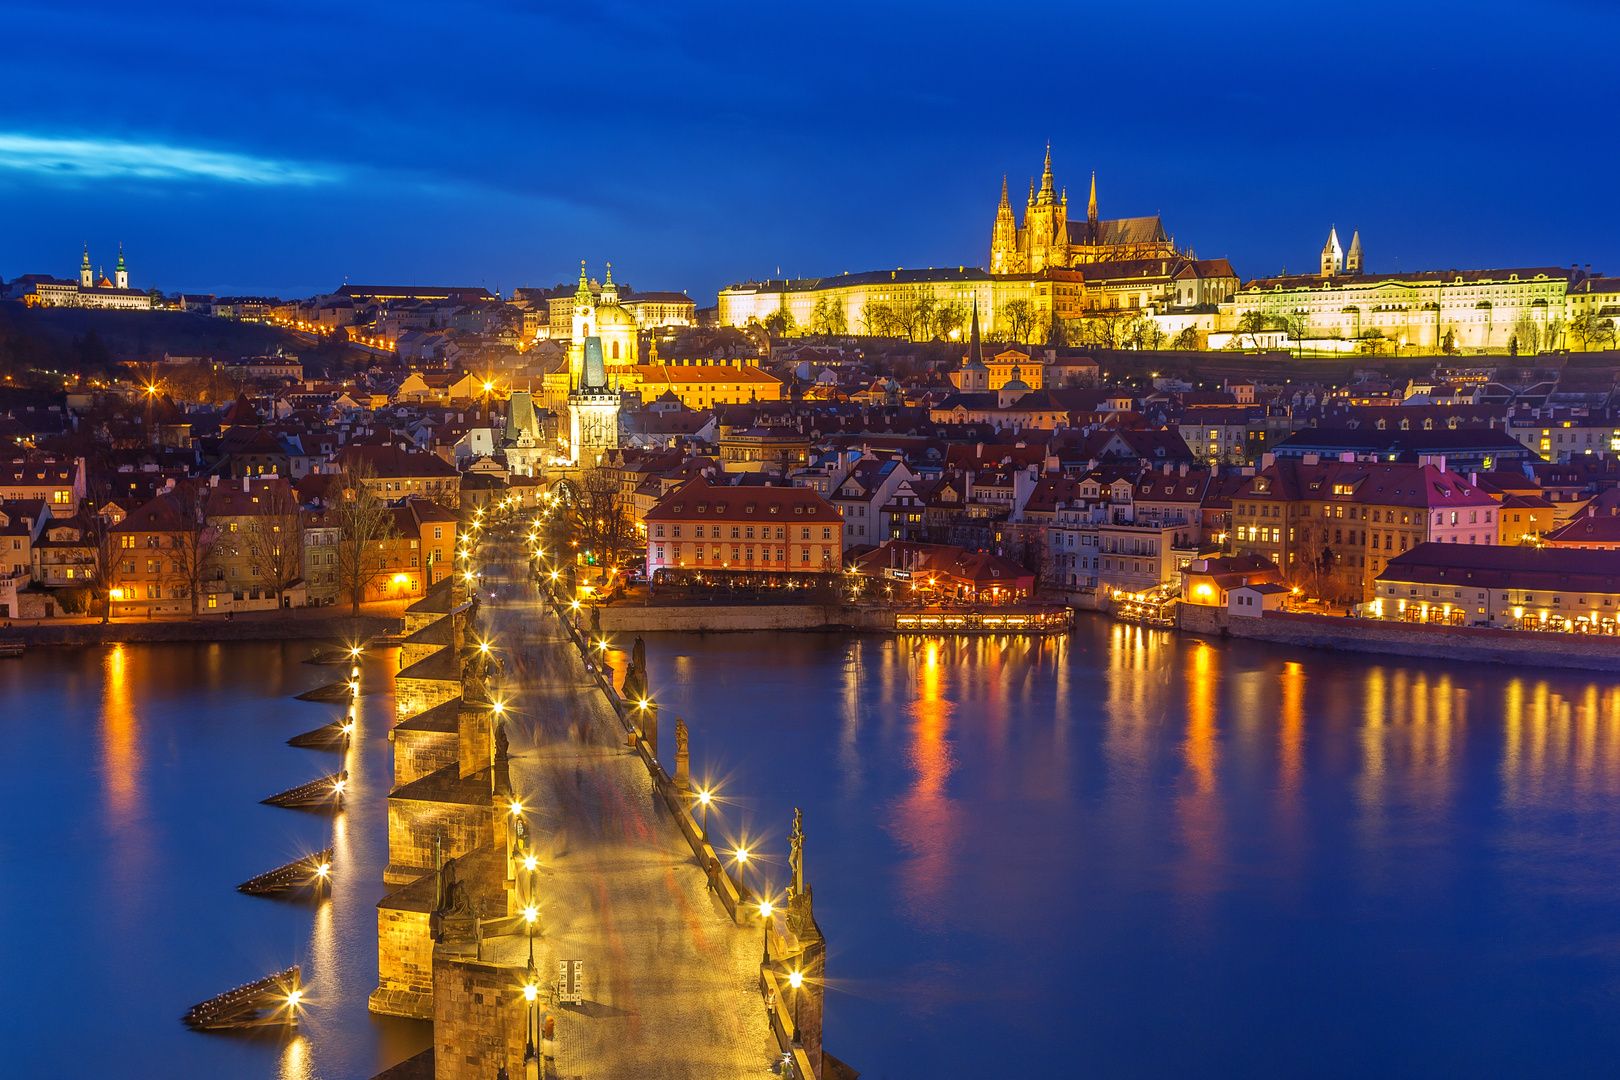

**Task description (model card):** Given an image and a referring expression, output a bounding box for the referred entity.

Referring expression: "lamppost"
[696,789,712,843]
[787,969,803,1043]
[734,846,750,900]
[757,898,773,964]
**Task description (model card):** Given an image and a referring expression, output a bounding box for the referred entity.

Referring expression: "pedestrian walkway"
[482,543,776,1078]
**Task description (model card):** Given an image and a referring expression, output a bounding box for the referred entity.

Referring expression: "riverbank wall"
[1178,603,1620,672]
[7,613,401,648]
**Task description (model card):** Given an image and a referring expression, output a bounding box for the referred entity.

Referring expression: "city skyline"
[3,0,1616,300]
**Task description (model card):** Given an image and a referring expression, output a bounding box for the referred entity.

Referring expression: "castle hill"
[5,7,1620,1077]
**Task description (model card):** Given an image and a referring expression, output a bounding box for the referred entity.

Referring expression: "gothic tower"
[990,177,1019,274]
[568,336,620,468]
[1321,228,1344,279]
[1346,230,1363,275]
[1087,171,1098,226]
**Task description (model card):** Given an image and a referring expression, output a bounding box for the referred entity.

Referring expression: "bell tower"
[80,246,92,289]
[115,244,129,290]
[569,261,595,385]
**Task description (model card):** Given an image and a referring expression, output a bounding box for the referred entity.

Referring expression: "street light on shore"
[696,788,712,841]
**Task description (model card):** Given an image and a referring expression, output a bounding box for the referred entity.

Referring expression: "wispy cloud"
[0,133,337,185]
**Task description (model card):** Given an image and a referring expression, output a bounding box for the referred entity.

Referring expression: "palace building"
[990,147,1179,273]
[1227,231,1602,354]
[5,246,152,309]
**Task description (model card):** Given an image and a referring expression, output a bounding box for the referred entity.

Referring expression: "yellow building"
[989,148,1178,273]
[631,365,783,410]
[1226,248,1595,354]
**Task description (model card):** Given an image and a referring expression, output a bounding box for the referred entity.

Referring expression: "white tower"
[1321,228,1344,279]
[115,245,129,290]
[80,247,92,289]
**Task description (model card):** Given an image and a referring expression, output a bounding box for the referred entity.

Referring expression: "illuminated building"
[4,246,151,309]
[644,476,843,578]
[1226,237,1604,353]
[568,336,622,468]
[989,147,1179,273]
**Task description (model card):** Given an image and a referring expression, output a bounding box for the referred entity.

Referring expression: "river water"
[637,619,1620,1080]
[0,641,430,1080]
[6,623,1620,1078]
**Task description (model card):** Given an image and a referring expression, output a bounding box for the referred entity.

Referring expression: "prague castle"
[990,147,1180,273]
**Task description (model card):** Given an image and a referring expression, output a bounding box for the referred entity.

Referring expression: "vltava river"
[6,624,1620,1078]
[0,641,429,1080]
[640,620,1620,1079]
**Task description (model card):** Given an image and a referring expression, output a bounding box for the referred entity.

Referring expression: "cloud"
[0,133,337,185]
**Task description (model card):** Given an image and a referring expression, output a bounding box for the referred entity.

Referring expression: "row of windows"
[653,545,829,566]
[655,524,832,541]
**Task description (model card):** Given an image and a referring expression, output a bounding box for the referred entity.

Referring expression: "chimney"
[209,475,219,487]
[242,476,251,492]
[1262,453,1276,468]
[1469,471,1478,486]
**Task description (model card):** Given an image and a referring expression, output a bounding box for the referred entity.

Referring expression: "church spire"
[998,175,1010,211]
[1087,171,1098,224]
[1036,143,1056,206]
[1027,177,1035,206]
[969,300,982,367]
[602,261,618,304]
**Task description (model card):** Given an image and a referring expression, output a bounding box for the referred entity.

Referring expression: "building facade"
[990,149,1179,273]
[644,476,843,578]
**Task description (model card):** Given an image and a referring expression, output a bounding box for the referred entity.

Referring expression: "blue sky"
[1,0,1614,302]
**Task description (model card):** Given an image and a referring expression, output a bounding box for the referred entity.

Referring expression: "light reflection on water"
[644,620,1620,1079]
[0,641,430,1080]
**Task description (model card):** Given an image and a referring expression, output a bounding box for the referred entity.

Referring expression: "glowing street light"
[757,898,773,963]
[696,788,713,841]
[788,968,804,1043]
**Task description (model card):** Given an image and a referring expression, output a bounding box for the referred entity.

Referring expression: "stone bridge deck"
[483,547,776,1078]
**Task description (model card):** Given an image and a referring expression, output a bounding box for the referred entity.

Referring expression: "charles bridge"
[182,533,853,1079]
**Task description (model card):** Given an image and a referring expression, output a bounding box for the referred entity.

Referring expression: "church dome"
[594,302,636,329]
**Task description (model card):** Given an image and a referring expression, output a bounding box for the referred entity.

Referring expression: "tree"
[764,305,796,336]
[1441,328,1457,354]
[1125,315,1166,351]
[932,302,968,342]
[164,482,220,619]
[249,479,306,611]
[1172,326,1200,350]
[809,296,847,336]
[78,486,118,624]
[331,459,401,615]
[1511,314,1540,355]
[1279,310,1309,354]
[1000,299,1036,343]
[1285,518,1333,600]
[572,466,636,577]
[1236,311,1270,350]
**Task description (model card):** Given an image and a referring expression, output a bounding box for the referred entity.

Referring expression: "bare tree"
[932,302,967,342]
[1172,326,1200,350]
[1125,315,1166,351]
[1000,299,1036,343]
[249,478,306,611]
[1236,310,1270,350]
[572,466,637,578]
[331,460,401,615]
[1511,313,1541,355]
[164,482,220,619]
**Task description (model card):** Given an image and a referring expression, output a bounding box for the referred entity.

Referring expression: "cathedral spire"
[1036,144,1056,206]
[1027,177,1035,206]
[969,301,982,367]
[998,175,1010,211]
[1087,171,1098,225]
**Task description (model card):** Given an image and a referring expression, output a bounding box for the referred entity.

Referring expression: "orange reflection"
[1175,642,1221,897]
[1278,662,1305,800]
[100,643,141,818]
[887,640,958,930]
